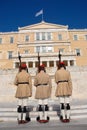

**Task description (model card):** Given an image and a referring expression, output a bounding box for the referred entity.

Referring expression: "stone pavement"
[0,119,87,130]
[0,99,87,130]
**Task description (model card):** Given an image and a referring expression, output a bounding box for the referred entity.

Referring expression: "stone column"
[68,60,70,66]
[13,62,15,68]
[33,61,35,68]
[40,61,42,65]
[54,61,56,67]
[74,60,76,66]
[47,61,49,67]
[26,62,28,68]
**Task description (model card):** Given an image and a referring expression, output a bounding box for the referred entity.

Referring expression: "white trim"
[18,21,68,30]
[17,43,71,48]
[13,56,76,63]
[69,29,87,32]
[19,28,68,33]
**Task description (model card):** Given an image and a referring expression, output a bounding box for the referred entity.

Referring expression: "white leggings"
[38,99,48,105]
[18,98,28,106]
[59,96,70,104]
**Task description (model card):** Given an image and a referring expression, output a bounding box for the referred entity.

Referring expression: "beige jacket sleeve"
[48,76,52,88]
[14,74,18,86]
[55,71,58,84]
[68,71,73,90]
[28,74,32,94]
[34,76,38,87]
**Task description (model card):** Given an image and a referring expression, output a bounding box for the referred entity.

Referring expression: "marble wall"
[0,66,87,102]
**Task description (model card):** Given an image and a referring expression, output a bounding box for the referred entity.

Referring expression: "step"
[1,114,87,121]
[0,105,87,121]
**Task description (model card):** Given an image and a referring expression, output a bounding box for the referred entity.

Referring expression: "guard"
[55,62,73,123]
[14,63,32,124]
[34,64,52,123]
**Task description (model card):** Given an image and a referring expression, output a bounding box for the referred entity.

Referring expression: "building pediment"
[18,21,68,31]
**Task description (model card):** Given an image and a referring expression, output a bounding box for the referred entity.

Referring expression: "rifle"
[18,52,28,73]
[37,52,46,73]
[58,50,61,63]
[57,50,62,69]
[18,52,22,72]
[58,50,66,69]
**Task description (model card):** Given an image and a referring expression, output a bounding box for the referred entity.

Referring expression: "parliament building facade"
[0,21,87,69]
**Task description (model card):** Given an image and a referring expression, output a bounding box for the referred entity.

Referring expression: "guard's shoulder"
[66,70,70,74]
[46,73,50,77]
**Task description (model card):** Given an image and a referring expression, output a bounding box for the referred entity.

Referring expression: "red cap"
[60,62,65,65]
[40,64,45,68]
[21,63,27,69]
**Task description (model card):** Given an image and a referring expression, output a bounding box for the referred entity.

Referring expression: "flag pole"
[42,9,44,22]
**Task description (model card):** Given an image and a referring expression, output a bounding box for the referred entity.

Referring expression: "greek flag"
[35,9,43,17]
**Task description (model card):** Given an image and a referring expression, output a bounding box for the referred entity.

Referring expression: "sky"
[0,0,87,32]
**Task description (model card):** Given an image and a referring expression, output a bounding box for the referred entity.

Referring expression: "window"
[73,35,78,41]
[70,60,74,66]
[24,50,29,54]
[48,46,53,52]
[42,32,45,40]
[36,32,52,41]
[25,35,29,42]
[36,46,40,53]
[58,34,62,40]
[42,61,47,67]
[28,62,33,68]
[47,32,51,40]
[10,37,14,43]
[36,32,40,40]
[35,61,38,67]
[63,60,68,66]
[8,51,13,59]
[42,46,46,53]
[49,61,54,67]
[15,62,19,68]
[35,46,53,53]
[75,49,80,56]
[0,38,2,44]
[85,35,87,40]
[0,51,2,59]
[56,61,59,67]
[59,48,64,53]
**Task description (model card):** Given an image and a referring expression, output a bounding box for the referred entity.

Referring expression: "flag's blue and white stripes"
[35,9,43,17]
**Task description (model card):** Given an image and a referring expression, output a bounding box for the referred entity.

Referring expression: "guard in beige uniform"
[34,64,52,123]
[55,62,72,123]
[14,63,32,124]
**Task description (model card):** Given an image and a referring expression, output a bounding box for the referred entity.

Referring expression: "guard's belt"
[57,80,68,84]
[18,82,29,84]
[37,83,48,86]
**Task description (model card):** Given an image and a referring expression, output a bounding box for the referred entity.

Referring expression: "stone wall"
[0,66,87,103]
